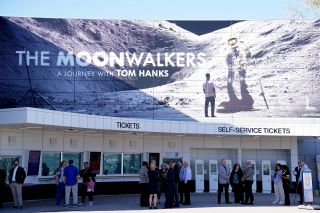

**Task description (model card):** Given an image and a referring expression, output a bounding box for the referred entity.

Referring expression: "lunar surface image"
[0,17,319,121]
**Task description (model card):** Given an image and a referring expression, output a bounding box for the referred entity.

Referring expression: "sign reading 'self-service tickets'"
[0,17,319,121]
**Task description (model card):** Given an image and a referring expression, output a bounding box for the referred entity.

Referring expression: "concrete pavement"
[2,193,319,213]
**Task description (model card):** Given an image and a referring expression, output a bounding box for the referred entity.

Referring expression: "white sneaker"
[278,202,285,205]
[272,201,278,204]
[89,201,93,207]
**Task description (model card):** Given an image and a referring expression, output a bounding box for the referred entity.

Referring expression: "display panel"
[0,17,319,120]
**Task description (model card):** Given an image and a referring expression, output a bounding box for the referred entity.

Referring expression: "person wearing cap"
[9,159,26,209]
[64,159,80,208]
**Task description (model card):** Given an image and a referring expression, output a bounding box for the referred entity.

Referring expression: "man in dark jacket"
[173,160,181,207]
[79,162,96,206]
[165,161,175,208]
[9,159,26,209]
[0,168,7,208]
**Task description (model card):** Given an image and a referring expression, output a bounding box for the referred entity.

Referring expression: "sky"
[0,0,317,20]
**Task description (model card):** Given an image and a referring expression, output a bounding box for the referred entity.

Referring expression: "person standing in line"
[148,162,159,209]
[182,161,192,205]
[178,160,185,204]
[297,162,310,204]
[0,168,7,208]
[139,161,149,207]
[55,161,66,206]
[294,161,303,204]
[64,159,80,208]
[242,160,254,205]
[86,177,95,207]
[79,162,96,206]
[281,165,291,206]
[173,160,181,207]
[165,161,175,209]
[9,159,26,209]
[272,164,285,205]
[218,159,231,204]
[158,163,168,204]
[203,73,216,117]
[229,163,244,203]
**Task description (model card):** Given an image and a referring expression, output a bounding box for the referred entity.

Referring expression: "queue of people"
[0,159,312,209]
[139,160,192,209]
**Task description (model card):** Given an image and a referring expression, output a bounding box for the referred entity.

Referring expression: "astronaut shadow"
[217,80,256,114]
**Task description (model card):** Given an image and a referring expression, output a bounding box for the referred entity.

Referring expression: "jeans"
[205,96,215,117]
[56,182,65,205]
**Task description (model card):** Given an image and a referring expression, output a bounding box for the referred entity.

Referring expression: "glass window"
[103,154,121,175]
[90,152,101,174]
[63,153,82,170]
[41,152,60,176]
[123,154,141,174]
[0,156,20,182]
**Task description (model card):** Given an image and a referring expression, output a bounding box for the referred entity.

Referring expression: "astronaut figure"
[223,38,254,111]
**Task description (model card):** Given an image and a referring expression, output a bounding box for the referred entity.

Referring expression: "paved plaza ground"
[2,193,320,213]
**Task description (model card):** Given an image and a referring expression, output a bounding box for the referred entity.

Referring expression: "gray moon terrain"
[0,17,319,121]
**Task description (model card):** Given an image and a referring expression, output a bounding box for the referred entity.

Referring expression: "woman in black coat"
[229,163,244,203]
[148,163,159,209]
[282,165,291,206]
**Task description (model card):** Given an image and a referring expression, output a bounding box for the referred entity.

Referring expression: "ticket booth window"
[103,153,121,175]
[123,154,141,174]
[41,152,61,176]
[62,152,82,169]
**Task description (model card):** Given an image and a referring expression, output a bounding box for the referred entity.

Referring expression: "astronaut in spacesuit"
[223,37,254,111]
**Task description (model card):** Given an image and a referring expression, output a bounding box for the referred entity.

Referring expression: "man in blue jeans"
[203,73,216,117]
[64,160,79,208]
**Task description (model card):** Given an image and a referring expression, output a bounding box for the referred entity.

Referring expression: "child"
[86,177,95,206]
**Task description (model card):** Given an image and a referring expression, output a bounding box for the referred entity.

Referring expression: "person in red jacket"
[9,159,26,209]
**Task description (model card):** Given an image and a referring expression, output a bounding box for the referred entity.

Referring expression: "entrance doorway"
[149,153,160,167]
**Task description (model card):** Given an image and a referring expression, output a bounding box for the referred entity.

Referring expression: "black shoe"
[183,202,191,205]
[149,207,152,209]
[226,202,232,204]
[248,202,254,205]
[18,206,23,209]
[211,115,216,117]
[205,115,209,117]
[153,207,158,209]
[13,206,18,209]
[218,202,221,204]
[241,202,247,205]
